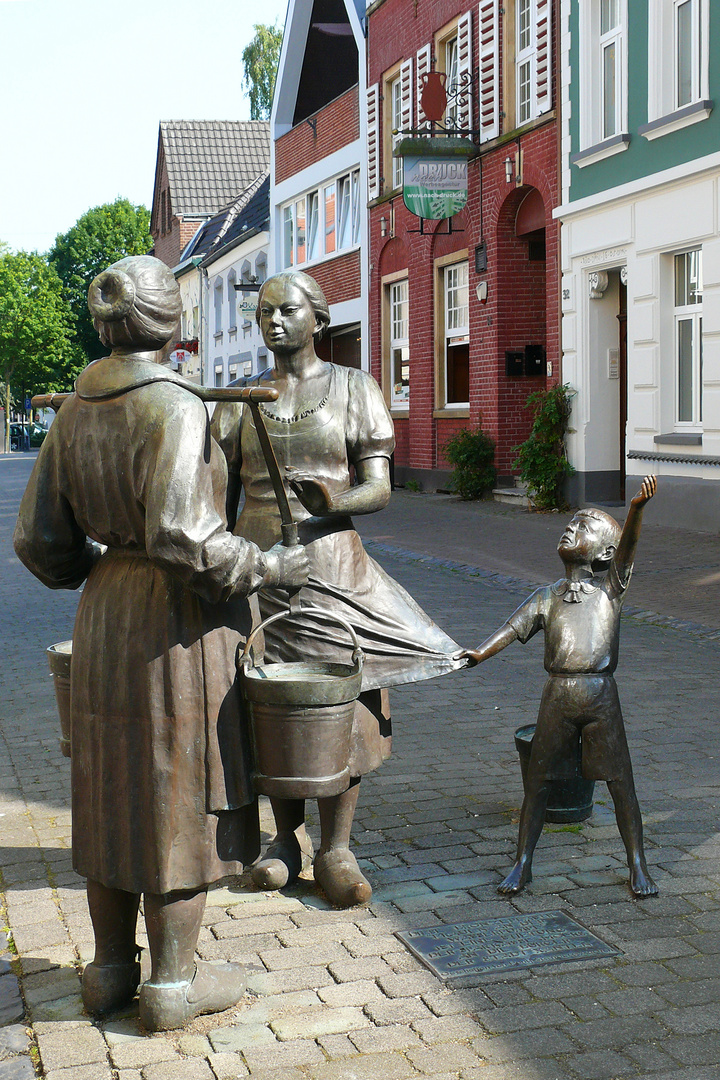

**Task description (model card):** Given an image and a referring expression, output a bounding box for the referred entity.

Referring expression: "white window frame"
[674,249,703,429]
[390,73,404,190]
[443,261,470,408]
[389,278,410,409]
[599,0,622,139]
[577,0,628,158]
[445,32,460,127]
[280,169,361,270]
[644,0,710,139]
[516,0,534,126]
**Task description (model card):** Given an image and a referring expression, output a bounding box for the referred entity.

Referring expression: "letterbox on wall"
[524,344,545,377]
[505,351,525,377]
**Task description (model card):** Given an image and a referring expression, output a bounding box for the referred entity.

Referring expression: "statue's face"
[558,512,613,566]
[258,279,320,354]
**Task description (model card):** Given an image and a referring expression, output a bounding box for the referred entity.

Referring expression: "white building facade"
[556,0,720,529]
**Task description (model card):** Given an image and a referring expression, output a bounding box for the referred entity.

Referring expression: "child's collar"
[552,574,599,603]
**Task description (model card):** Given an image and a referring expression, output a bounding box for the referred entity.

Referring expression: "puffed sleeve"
[507,587,549,643]
[210,400,244,476]
[14,417,97,590]
[143,389,267,604]
[345,368,395,464]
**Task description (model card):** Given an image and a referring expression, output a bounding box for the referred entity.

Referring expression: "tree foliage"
[242,23,283,120]
[49,198,152,363]
[0,250,80,450]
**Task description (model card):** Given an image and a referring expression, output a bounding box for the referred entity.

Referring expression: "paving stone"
[142,1061,215,1080]
[365,995,435,1026]
[317,980,384,1007]
[0,1059,37,1080]
[315,1033,359,1058]
[241,1037,326,1072]
[471,1026,578,1063]
[302,1050,420,1079]
[271,1005,369,1041]
[0,1025,28,1060]
[108,1039,181,1070]
[45,1066,115,1080]
[205,1051,250,1078]
[36,1023,108,1071]
[0,975,23,1026]
[349,1023,420,1053]
[405,1042,480,1073]
[209,1023,277,1052]
[376,971,443,998]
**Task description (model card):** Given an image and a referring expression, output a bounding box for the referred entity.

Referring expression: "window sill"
[282,244,361,274]
[639,100,713,141]
[571,133,630,169]
[433,407,470,419]
[654,432,702,446]
[213,332,223,342]
[389,406,410,417]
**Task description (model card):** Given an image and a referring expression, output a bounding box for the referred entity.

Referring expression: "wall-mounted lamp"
[380,216,388,238]
[504,151,522,185]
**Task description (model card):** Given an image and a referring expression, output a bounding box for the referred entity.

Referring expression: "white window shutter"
[416,43,432,131]
[535,0,552,115]
[456,9,473,132]
[478,0,499,141]
[367,83,379,201]
[400,57,413,135]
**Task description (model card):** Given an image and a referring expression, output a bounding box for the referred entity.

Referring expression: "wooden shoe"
[314,848,372,908]
[139,960,246,1031]
[251,832,314,890]
[81,958,141,1016]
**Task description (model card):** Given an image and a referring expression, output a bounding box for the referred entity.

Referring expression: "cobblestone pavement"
[1,454,720,1080]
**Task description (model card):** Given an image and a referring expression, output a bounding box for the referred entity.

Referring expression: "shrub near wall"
[443,426,496,500]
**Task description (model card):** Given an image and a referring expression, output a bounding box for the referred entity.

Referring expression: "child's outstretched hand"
[453,648,483,668]
[631,475,656,508]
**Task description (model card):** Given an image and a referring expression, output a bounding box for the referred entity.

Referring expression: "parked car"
[29,423,48,447]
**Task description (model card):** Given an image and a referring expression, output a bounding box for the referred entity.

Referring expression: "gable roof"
[158,120,270,218]
[182,173,270,266]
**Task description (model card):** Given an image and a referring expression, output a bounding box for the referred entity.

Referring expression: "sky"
[0,0,289,255]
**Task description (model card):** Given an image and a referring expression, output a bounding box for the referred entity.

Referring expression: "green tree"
[49,198,152,363]
[242,23,283,120]
[0,250,79,451]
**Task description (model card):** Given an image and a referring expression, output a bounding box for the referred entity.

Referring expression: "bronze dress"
[14,359,264,895]
[212,363,463,777]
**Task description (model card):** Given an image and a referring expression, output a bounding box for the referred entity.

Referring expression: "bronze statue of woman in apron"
[212,270,464,908]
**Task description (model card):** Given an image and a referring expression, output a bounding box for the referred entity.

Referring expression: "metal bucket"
[515,724,595,823]
[47,640,72,758]
[238,608,363,799]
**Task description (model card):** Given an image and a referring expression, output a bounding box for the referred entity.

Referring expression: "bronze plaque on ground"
[396,910,617,981]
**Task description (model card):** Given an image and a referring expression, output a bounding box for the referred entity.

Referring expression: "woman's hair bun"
[88,268,136,322]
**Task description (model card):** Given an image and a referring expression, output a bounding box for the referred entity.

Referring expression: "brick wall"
[308,251,361,308]
[275,86,360,185]
[368,0,560,479]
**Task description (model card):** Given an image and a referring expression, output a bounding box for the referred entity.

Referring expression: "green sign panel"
[403,156,468,220]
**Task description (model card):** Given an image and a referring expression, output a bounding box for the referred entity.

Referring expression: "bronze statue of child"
[460,477,658,898]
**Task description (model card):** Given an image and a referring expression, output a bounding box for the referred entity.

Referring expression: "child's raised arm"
[455,622,518,667]
[612,475,656,583]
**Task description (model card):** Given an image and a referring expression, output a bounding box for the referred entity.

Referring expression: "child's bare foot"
[498,860,532,894]
[630,860,658,897]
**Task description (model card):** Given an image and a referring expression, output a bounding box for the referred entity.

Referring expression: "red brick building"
[366,0,559,487]
[270,0,369,369]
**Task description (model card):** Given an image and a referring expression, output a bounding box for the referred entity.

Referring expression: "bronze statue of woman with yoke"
[460,477,659,899]
[212,270,465,908]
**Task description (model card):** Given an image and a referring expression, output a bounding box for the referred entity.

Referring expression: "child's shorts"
[530,674,634,783]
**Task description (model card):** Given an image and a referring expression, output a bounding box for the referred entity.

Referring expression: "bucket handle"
[239,606,363,674]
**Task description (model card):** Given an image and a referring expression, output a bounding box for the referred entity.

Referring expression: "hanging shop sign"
[396,138,476,221]
[239,296,259,319]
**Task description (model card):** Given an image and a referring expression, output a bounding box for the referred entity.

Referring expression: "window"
[213,280,223,334]
[444,262,470,407]
[643,0,710,138]
[445,33,459,127]
[390,74,403,189]
[576,0,628,158]
[227,272,237,329]
[389,279,410,407]
[600,0,622,138]
[675,250,703,426]
[281,171,360,269]
[214,365,223,387]
[516,0,533,124]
